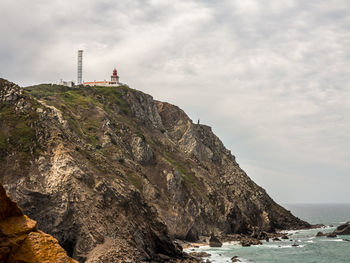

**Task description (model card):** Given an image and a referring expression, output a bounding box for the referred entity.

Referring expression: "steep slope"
[0,182,77,262]
[0,78,310,261]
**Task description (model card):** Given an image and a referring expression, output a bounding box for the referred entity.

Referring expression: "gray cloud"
[1,0,349,203]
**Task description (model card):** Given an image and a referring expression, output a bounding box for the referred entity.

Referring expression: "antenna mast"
[77,50,83,85]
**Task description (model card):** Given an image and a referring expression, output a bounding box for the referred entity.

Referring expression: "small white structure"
[59,80,75,87]
[83,68,120,87]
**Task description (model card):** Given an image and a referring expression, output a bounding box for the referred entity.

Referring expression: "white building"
[58,80,75,87]
[83,68,120,87]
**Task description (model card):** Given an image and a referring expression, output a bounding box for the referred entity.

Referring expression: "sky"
[1,0,350,203]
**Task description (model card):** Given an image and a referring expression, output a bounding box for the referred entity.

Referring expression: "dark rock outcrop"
[0,79,310,261]
[316,232,324,237]
[319,221,350,239]
[240,237,262,247]
[333,221,350,235]
[209,235,223,247]
[326,232,337,238]
[188,251,211,258]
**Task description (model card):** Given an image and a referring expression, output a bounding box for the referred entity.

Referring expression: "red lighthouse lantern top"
[112,68,117,76]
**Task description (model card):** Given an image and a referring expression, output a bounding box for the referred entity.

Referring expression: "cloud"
[1,0,349,203]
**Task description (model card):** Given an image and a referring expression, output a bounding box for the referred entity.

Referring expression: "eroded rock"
[0,183,77,263]
[209,235,222,247]
[334,221,350,235]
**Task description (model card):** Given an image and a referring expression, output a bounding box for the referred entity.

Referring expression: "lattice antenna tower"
[77,50,83,85]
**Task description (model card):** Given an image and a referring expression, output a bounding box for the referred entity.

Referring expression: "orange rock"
[0,215,37,237]
[0,182,77,262]
[8,232,77,263]
[0,184,22,220]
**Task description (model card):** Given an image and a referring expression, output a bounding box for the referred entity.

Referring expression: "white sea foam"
[239,259,252,263]
[223,241,240,246]
[320,239,344,242]
[261,244,305,249]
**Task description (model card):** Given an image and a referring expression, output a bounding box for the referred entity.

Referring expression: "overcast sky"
[1,0,350,203]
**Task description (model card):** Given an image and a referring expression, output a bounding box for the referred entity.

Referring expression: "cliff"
[0,78,310,262]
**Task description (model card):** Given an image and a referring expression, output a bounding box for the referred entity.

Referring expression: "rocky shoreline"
[181,222,327,250]
[316,221,350,238]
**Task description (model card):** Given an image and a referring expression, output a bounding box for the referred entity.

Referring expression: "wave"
[320,239,344,242]
[260,244,305,249]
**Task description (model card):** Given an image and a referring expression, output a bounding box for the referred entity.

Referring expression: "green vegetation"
[0,132,7,155]
[24,84,133,147]
[24,84,131,116]
[126,171,144,191]
[25,84,71,99]
[0,103,39,161]
[60,90,98,110]
[163,152,196,185]
[92,86,130,115]
[12,122,36,153]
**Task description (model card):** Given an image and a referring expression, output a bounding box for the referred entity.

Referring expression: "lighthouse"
[111,68,119,83]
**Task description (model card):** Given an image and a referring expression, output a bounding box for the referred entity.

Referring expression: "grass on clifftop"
[0,103,39,162]
[24,84,132,147]
[24,84,131,116]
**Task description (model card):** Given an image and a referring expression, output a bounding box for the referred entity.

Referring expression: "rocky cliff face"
[0,78,310,262]
[0,182,77,262]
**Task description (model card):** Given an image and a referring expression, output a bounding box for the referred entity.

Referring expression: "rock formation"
[0,182,77,262]
[0,78,310,262]
[316,231,324,237]
[333,221,350,235]
[209,235,222,247]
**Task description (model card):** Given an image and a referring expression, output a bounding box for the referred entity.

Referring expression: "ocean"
[184,203,350,263]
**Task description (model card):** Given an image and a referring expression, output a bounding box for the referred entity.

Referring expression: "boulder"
[185,226,199,242]
[334,221,350,235]
[326,232,337,238]
[231,255,241,262]
[281,235,289,239]
[250,230,268,240]
[209,235,223,247]
[272,237,281,241]
[316,231,324,237]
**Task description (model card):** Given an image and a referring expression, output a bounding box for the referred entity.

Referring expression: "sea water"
[184,204,350,263]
